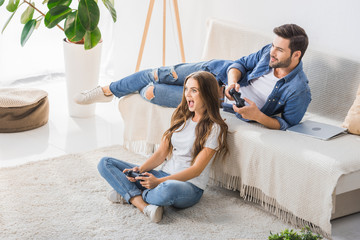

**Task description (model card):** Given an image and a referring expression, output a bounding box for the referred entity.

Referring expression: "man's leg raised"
[75,69,155,105]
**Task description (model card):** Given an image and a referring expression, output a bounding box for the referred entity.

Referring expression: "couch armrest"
[118,94,175,154]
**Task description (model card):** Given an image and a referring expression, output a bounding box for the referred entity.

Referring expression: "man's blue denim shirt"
[204,44,312,130]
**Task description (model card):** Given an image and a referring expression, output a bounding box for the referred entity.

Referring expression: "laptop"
[286,120,347,140]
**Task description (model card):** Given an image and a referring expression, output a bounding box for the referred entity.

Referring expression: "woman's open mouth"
[188,100,194,108]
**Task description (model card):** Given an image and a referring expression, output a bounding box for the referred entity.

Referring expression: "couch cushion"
[302,49,360,122]
[0,88,49,133]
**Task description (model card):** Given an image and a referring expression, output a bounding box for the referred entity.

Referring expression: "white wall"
[108,0,360,81]
[1,0,360,84]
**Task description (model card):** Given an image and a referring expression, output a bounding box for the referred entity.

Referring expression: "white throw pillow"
[343,84,360,135]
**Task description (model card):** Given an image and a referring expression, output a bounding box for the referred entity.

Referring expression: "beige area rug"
[0,145,296,240]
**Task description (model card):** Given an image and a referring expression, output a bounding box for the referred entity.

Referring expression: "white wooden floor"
[0,78,123,167]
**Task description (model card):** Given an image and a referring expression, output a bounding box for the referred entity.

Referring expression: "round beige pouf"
[0,88,49,133]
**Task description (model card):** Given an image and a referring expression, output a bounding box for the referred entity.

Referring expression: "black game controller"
[124,170,148,181]
[229,88,246,108]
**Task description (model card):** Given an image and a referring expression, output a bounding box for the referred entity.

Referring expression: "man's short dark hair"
[273,24,309,61]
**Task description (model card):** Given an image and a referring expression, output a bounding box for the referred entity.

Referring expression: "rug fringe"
[209,172,331,239]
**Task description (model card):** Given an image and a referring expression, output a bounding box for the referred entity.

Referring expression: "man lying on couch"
[75,24,311,130]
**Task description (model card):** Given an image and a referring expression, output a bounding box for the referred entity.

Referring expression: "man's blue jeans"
[109,62,208,107]
[97,157,204,209]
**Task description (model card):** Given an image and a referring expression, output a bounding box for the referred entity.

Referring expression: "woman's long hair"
[162,71,228,164]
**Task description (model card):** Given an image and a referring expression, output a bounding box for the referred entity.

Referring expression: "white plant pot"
[63,39,102,118]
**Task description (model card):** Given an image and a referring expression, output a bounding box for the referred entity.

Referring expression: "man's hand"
[232,98,261,121]
[225,83,240,100]
[226,68,242,100]
[233,98,281,130]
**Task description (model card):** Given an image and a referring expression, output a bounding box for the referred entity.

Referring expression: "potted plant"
[268,227,323,240]
[1,0,116,49]
[0,0,117,117]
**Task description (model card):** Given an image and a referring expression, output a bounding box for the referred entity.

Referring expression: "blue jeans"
[109,62,209,107]
[97,157,204,209]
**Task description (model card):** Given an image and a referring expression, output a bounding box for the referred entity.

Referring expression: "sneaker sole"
[152,206,164,223]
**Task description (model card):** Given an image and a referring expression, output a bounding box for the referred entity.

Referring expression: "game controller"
[229,88,246,108]
[124,170,148,181]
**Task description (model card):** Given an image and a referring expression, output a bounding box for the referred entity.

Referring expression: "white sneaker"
[107,190,127,204]
[74,86,113,105]
[143,204,163,223]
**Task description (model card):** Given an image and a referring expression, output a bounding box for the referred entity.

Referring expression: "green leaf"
[64,11,86,42]
[21,19,36,46]
[102,0,117,22]
[1,7,17,33]
[42,0,49,4]
[44,5,72,28]
[47,0,72,10]
[84,27,101,50]
[0,0,5,7]
[6,0,20,12]
[20,2,35,24]
[78,0,99,31]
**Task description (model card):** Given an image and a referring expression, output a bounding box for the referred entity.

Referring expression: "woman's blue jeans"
[109,62,208,107]
[97,157,204,209]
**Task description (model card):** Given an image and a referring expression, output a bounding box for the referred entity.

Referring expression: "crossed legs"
[97,157,204,222]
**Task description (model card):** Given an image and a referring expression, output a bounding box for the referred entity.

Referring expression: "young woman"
[97,71,228,223]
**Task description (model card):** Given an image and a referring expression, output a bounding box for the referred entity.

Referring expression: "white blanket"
[211,111,360,238]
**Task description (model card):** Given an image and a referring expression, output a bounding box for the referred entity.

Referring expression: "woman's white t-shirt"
[161,118,220,190]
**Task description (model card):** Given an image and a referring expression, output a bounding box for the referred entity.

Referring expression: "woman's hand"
[123,166,140,182]
[138,172,161,189]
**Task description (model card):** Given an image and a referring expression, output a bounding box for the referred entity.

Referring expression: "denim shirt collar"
[281,61,303,83]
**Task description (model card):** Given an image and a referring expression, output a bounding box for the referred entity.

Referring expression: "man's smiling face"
[269,36,292,69]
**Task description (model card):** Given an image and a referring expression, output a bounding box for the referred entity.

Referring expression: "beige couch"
[118,19,360,238]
